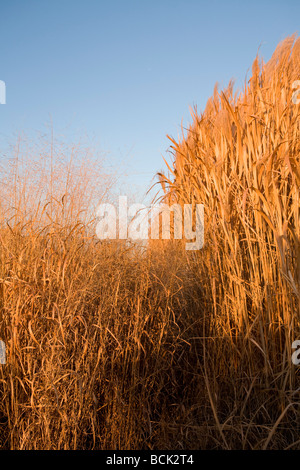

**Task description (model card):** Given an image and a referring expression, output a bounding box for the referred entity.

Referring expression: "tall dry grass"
[0,35,299,450]
[0,135,203,449]
[158,34,300,448]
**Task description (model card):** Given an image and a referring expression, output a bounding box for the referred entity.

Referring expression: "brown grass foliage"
[0,35,299,450]
[158,34,300,449]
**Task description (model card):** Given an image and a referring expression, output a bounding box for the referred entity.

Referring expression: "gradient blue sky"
[1,0,299,199]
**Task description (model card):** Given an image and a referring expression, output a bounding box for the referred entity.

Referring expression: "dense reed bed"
[0,35,299,449]
[158,34,300,449]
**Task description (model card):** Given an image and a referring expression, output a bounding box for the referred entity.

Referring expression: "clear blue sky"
[1,0,299,199]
